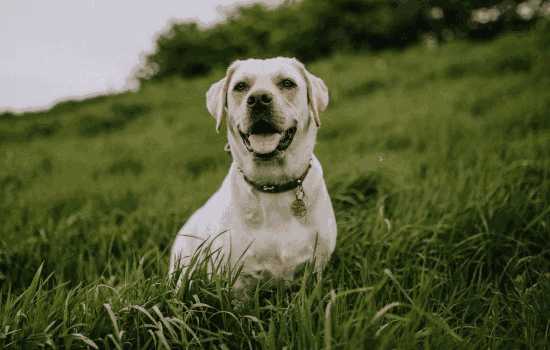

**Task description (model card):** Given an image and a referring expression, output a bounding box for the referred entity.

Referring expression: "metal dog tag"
[291,182,307,218]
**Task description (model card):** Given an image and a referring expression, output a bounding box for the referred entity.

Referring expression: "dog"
[169,57,337,285]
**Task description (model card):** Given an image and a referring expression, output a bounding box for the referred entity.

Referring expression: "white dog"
[170,57,337,284]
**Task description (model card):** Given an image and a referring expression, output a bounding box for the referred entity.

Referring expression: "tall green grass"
[1,25,549,348]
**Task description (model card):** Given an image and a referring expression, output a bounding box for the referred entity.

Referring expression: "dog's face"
[206,57,328,185]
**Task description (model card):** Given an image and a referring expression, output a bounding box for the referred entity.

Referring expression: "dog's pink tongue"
[248,133,282,154]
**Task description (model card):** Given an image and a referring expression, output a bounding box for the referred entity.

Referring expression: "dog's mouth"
[239,120,297,159]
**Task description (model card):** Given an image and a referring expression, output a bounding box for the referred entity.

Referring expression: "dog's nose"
[247,92,272,107]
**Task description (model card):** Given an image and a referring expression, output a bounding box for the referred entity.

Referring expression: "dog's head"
[206,57,328,185]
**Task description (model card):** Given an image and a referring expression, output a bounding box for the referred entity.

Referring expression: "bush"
[136,0,547,82]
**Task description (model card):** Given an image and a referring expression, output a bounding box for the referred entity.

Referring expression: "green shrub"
[137,0,546,81]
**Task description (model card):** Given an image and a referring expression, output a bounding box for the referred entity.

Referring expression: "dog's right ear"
[206,78,227,133]
[206,61,239,133]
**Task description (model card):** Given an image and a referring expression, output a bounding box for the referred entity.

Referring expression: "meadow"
[1,26,549,348]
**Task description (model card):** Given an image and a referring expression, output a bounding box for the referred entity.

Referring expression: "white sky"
[0,0,274,112]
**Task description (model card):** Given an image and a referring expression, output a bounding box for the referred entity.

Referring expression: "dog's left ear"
[206,61,239,132]
[292,58,329,127]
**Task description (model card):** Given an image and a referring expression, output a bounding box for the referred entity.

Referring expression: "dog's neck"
[238,162,311,193]
[227,155,322,198]
[227,157,322,223]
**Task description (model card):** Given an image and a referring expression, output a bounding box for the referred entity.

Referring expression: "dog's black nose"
[247,92,272,107]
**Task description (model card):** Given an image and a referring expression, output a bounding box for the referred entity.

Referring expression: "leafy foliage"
[136,0,547,81]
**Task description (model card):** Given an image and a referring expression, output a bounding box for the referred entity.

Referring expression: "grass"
[1,24,549,348]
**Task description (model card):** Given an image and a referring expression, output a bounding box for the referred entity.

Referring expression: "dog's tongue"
[248,133,282,154]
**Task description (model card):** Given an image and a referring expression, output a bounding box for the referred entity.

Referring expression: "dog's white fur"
[169,57,337,283]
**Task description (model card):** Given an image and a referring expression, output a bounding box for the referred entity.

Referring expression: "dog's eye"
[233,81,249,92]
[280,79,296,89]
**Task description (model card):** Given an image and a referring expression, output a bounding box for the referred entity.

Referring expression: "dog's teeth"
[248,133,282,154]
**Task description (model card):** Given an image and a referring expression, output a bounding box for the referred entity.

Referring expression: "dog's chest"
[241,222,316,279]
[231,199,319,278]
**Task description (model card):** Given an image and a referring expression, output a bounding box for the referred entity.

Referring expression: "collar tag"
[291,183,307,218]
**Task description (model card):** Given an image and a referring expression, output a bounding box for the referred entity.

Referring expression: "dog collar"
[241,163,312,194]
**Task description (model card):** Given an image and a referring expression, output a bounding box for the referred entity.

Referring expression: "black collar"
[241,163,312,193]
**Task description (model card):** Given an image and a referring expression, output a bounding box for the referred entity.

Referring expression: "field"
[1,26,549,349]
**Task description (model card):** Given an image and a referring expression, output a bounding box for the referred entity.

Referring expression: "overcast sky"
[0,0,274,112]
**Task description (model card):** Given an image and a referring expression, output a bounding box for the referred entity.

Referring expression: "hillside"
[1,27,549,348]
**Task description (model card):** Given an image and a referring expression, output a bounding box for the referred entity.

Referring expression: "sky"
[0,0,275,112]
